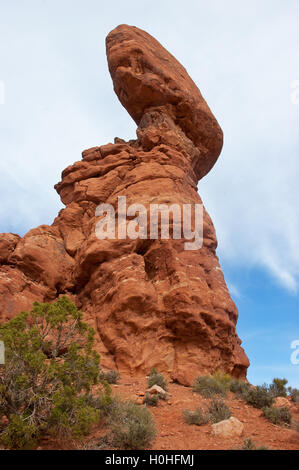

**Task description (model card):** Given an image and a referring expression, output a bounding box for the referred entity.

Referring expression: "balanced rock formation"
[0,24,249,385]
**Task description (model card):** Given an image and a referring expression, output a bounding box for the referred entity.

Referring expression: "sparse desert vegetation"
[106,400,156,449]
[1,308,298,451]
[144,393,159,407]
[262,406,292,425]
[183,408,210,426]
[183,399,231,426]
[237,438,269,450]
[147,368,168,391]
[0,297,106,449]
[0,297,157,450]
[193,372,229,398]
[207,399,232,424]
[289,387,299,404]
[99,369,120,384]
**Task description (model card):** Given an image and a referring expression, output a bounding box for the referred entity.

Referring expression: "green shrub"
[207,399,231,423]
[229,379,251,396]
[269,378,288,398]
[0,415,38,450]
[99,369,120,384]
[263,406,292,425]
[238,438,269,450]
[147,368,168,391]
[241,385,274,409]
[144,393,158,407]
[193,375,227,398]
[183,408,209,426]
[108,400,156,449]
[157,392,168,401]
[212,370,232,388]
[0,296,110,449]
[289,387,299,404]
[49,386,100,438]
[83,381,114,416]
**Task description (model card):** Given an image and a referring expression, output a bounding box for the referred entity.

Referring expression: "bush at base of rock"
[107,400,156,449]
[289,387,299,404]
[229,379,251,396]
[192,374,228,398]
[241,385,274,409]
[99,369,120,384]
[157,392,168,401]
[208,399,231,423]
[147,368,168,391]
[230,378,294,409]
[262,406,292,425]
[237,438,269,450]
[0,297,111,449]
[183,409,209,426]
[183,399,231,427]
[212,371,233,388]
[144,393,159,407]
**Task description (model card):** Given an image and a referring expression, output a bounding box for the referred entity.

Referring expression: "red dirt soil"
[109,376,299,450]
[37,375,299,451]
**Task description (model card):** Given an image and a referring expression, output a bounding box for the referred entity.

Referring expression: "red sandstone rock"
[106,24,223,179]
[273,397,291,408]
[0,233,20,263]
[0,24,249,384]
[212,417,244,438]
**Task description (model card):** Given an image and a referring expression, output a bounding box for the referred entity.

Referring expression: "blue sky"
[0,0,298,387]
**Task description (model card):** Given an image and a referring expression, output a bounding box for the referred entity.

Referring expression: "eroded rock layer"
[0,24,249,385]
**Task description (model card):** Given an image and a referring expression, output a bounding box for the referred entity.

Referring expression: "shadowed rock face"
[0,24,249,385]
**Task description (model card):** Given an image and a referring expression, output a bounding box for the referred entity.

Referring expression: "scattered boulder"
[212,417,244,438]
[0,233,20,263]
[147,385,168,397]
[273,397,291,408]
